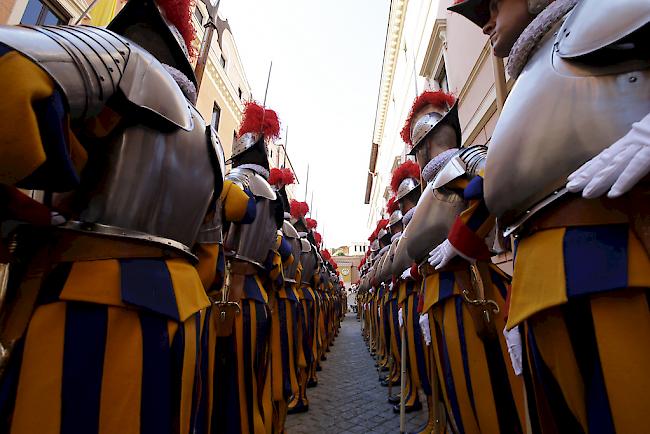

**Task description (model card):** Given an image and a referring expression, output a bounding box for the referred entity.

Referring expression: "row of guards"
[357,0,649,433]
[0,0,347,433]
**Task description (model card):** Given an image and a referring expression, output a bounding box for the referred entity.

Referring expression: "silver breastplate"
[223,168,278,268]
[53,105,216,255]
[377,244,395,283]
[282,220,301,283]
[403,183,466,263]
[485,17,650,220]
[300,248,317,285]
[391,236,412,275]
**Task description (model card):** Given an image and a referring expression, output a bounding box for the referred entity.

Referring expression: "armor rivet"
[565,31,570,37]
[108,67,113,72]
[629,76,638,83]
[526,210,531,214]
[100,76,105,81]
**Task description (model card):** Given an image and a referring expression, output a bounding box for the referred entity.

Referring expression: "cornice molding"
[420,18,447,78]
[372,0,408,146]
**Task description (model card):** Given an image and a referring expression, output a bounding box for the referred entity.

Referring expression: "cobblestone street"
[286,313,428,434]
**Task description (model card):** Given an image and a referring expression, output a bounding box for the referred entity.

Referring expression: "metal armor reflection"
[485,14,650,221]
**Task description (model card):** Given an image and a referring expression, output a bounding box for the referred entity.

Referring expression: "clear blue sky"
[220,0,390,248]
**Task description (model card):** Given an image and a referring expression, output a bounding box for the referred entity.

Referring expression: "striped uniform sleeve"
[0,50,90,189]
[446,175,495,261]
[221,180,257,223]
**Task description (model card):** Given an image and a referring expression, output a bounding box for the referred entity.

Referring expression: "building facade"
[331,254,363,289]
[365,0,513,271]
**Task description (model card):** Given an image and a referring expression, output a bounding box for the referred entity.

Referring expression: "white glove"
[419,314,431,346]
[567,112,650,198]
[428,240,459,270]
[398,308,403,328]
[400,267,412,281]
[503,326,523,376]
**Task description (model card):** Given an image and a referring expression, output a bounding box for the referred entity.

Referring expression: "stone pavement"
[285,312,429,434]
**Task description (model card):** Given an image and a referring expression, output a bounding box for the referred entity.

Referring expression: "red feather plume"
[400,91,456,145]
[281,168,295,185]
[268,168,295,188]
[376,219,389,233]
[330,258,338,269]
[314,232,322,245]
[290,200,309,219]
[390,161,420,194]
[321,249,332,261]
[157,0,197,57]
[268,168,283,187]
[238,101,281,139]
[386,196,399,214]
[306,218,318,230]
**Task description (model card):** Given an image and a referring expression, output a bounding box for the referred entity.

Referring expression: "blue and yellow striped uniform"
[0,50,211,434]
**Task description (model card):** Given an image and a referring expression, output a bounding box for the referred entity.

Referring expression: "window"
[194,6,204,25]
[220,54,226,68]
[436,64,449,93]
[211,103,221,131]
[21,0,67,25]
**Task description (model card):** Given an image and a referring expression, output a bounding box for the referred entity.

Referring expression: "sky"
[219,0,390,249]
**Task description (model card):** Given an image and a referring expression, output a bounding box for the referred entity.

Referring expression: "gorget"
[506,0,578,79]
[237,163,270,180]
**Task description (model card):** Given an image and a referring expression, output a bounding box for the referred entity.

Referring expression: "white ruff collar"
[422,149,457,184]
[402,207,416,227]
[238,163,269,180]
[390,232,402,243]
[506,0,578,79]
[162,64,197,104]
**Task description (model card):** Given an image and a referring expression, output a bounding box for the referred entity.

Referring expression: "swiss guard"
[287,200,318,414]
[220,100,284,433]
[0,0,225,433]
[269,167,300,433]
[387,163,426,417]
[400,89,525,433]
[447,0,650,431]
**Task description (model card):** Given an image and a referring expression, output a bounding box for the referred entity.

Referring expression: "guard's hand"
[428,240,458,270]
[400,267,412,281]
[503,326,523,376]
[419,314,431,346]
[567,112,650,198]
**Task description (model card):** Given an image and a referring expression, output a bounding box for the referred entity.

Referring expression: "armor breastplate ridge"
[485,17,650,221]
[54,104,216,254]
[282,220,301,283]
[223,168,278,268]
[300,245,317,285]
